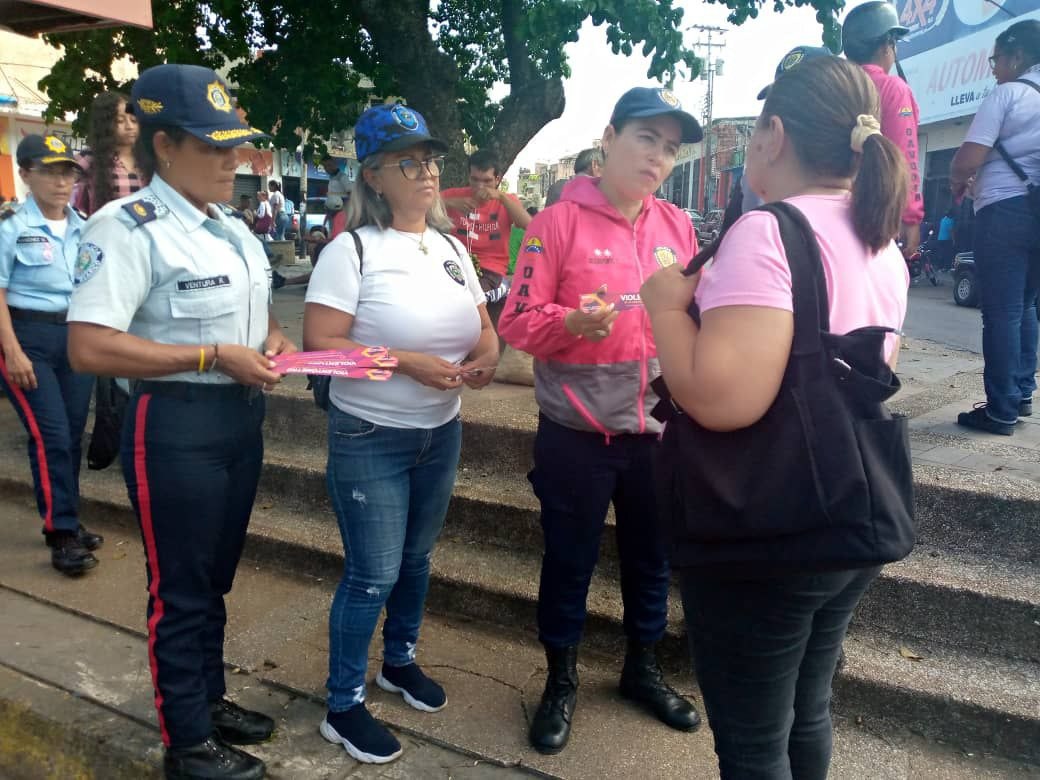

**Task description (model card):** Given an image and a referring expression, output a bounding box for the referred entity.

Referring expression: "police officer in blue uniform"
[0,134,102,575]
[67,65,295,780]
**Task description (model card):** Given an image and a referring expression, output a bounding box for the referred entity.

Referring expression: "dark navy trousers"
[121,386,264,748]
[0,319,93,536]
[528,414,670,648]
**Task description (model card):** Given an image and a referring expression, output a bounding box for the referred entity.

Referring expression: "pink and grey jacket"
[862,64,925,226]
[498,177,697,439]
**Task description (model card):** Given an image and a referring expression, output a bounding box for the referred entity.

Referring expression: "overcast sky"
[505,0,880,187]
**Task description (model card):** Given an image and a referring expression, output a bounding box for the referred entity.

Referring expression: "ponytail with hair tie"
[850,114,882,154]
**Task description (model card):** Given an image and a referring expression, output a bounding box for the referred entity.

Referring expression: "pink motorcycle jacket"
[498,176,697,438]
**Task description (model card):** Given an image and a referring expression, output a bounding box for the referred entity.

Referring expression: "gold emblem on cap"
[658,90,680,108]
[783,51,805,70]
[138,98,164,115]
[206,127,261,142]
[207,81,232,113]
[44,136,66,153]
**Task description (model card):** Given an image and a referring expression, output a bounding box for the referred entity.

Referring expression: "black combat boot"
[618,640,701,732]
[529,644,578,754]
[163,735,265,779]
[210,698,275,745]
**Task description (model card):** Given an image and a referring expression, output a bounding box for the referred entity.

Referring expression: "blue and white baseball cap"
[353,103,448,162]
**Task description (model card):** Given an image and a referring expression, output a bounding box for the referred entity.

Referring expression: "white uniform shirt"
[965,65,1040,212]
[67,175,272,384]
[305,226,484,428]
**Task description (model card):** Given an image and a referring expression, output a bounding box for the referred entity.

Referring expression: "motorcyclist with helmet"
[842,0,924,258]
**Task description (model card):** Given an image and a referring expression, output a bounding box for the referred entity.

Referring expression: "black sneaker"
[49,533,98,576]
[210,698,275,745]
[376,662,446,712]
[957,404,1015,436]
[320,705,403,764]
[1020,398,1033,417]
[164,735,265,779]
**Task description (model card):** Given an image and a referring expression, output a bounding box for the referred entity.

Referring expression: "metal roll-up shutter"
[232,174,261,206]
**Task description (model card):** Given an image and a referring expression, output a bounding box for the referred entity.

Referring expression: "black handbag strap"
[994,78,1040,184]
[754,202,831,357]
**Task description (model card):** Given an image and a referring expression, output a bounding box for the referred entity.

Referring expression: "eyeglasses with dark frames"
[377,155,447,180]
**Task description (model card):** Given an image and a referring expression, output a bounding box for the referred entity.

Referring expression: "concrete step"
[1,511,1036,779]
[1,480,1037,766]
[3,435,1036,667]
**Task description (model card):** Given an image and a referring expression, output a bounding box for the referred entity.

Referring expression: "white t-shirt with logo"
[965,66,1040,212]
[305,225,485,428]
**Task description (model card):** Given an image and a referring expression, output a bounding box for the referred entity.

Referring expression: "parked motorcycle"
[907,243,940,286]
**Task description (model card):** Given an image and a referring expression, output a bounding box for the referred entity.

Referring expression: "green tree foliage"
[41,0,845,183]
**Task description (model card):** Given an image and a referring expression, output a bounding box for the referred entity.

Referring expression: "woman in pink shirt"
[642,56,909,779]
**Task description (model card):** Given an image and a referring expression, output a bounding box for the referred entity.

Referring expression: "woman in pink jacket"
[498,87,702,754]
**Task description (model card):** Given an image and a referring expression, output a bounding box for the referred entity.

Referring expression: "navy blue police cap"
[129,64,269,148]
[16,134,82,169]
[353,103,448,162]
[757,46,834,100]
[610,87,703,144]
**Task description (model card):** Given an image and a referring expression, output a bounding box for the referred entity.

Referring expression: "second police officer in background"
[67,64,296,780]
[0,134,101,576]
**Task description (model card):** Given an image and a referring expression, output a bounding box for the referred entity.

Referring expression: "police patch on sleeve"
[443,259,467,286]
[75,243,104,285]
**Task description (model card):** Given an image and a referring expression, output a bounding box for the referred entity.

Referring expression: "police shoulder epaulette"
[72,207,88,221]
[0,209,15,222]
[121,197,167,226]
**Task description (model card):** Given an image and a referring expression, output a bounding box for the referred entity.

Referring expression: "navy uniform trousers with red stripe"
[121,386,265,748]
[0,319,93,536]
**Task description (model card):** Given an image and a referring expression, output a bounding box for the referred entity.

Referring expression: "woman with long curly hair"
[74,91,144,216]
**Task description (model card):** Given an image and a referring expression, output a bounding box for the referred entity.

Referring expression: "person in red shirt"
[442,150,532,330]
[843,0,924,256]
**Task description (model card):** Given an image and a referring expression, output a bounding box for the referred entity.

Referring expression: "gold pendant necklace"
[398,228,428,255]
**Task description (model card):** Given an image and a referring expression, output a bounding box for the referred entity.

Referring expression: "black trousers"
[121,385,265,748]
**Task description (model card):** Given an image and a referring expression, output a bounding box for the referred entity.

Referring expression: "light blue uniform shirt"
[67,175,272,384]
[0,195,86,312]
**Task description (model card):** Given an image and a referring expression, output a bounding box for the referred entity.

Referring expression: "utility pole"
[688,24,726,211]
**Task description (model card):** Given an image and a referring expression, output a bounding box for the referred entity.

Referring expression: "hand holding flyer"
[579,284,643,314]
[271,347,397,381]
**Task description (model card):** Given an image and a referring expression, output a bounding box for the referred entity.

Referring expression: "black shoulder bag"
[993,78,1040,222]
[308,229,464,411]
[652,202,915,572]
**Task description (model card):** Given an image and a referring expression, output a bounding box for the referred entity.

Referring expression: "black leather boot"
[210,698,275,745]
[529,644,578,754]
[619,640,701,732]
[163,735,265,779]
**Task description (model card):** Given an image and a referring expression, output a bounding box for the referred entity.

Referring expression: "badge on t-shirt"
[654,246,678,268]
[443,260,466,286]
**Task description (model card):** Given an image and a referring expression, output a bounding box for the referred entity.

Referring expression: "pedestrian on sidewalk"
[303,102,498,766]
[497,86,703,755]
[268,180,288,240]
[950,20,1040,436]
[842,1,924,258]
[0,134,101,576]
[642,55,910,779]
[66,64,296,780]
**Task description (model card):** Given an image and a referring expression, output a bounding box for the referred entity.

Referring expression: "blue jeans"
[529,415,670,648]
[679,567,880,780]
[273,212,289,241]
[325,407,461,712]
[974,195,1040,424]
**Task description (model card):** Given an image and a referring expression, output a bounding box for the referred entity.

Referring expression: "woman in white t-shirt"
[303,103,497,765]
[951,20,1040,435]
